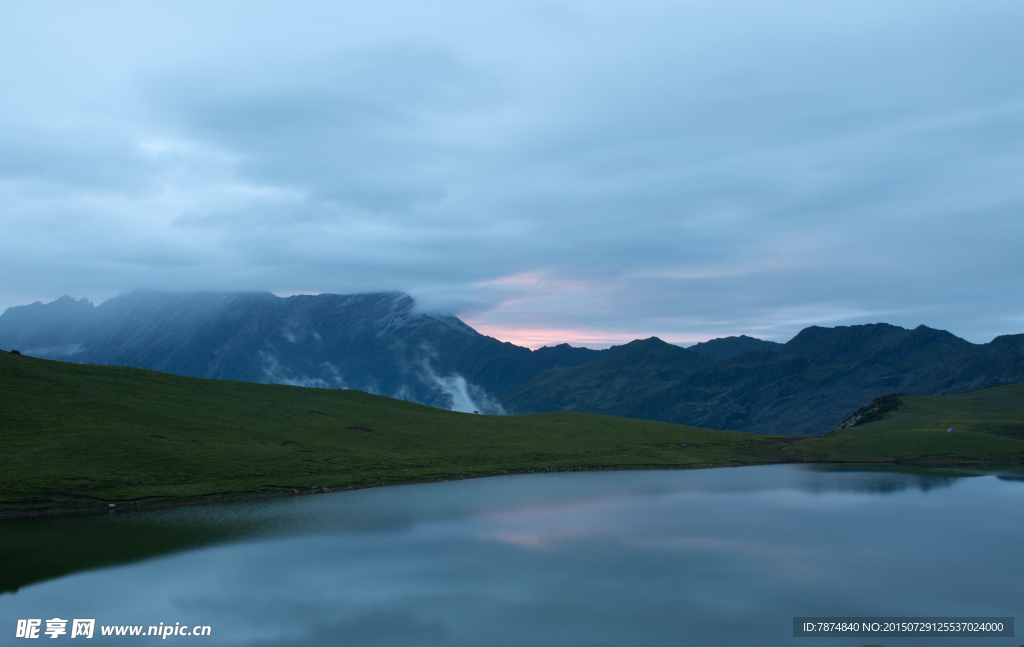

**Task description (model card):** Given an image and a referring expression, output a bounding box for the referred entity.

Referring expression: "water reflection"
[3,464,1022,594]
[810,464,1024,493]
[2,465,1022,646]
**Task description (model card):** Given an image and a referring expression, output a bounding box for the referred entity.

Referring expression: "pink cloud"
[459,321,642,349]
[458,319,707,349]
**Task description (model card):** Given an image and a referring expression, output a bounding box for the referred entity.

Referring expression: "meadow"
[2,350,1023,517]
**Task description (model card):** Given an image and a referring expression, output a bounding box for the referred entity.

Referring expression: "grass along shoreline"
[0,464,750,520]
[3,351,1024,518]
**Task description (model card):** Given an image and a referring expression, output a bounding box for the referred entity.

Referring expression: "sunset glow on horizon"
[457,318,700,350]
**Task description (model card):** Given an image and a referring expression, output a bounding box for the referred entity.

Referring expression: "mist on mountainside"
[0,291,597,415]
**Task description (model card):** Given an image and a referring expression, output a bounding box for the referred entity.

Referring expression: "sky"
[2,1,1023,348]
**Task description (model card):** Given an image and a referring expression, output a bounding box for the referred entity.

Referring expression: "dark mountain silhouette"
[500,324,1024,435]
[499,337,713,415]
[0,291,603,413]
[688,335,781,362]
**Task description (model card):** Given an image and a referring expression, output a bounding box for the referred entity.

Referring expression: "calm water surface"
[2,465,1023,646]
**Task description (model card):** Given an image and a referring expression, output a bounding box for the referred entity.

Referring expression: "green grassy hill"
[0,351,786,516]
[839,385,1024,438]
[2,351,1023,517]
[795,386,1024,462]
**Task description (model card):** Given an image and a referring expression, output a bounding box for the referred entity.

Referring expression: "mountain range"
[2,290,1023,434]
[500,326,1024,434]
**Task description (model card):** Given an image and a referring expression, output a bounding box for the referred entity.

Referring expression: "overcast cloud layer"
[2,1,1023,347]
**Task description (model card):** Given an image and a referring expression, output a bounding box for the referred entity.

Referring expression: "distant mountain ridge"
[687,335,781,361]
[3,291,1023,435]
[501,323,1024,434]
[0,291,604,413]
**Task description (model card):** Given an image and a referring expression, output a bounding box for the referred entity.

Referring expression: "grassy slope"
[0,352,786,515]
[2,352,1023,517]
[797,385,1024,462]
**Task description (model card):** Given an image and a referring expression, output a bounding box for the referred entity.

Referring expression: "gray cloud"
[1,0,1023,346]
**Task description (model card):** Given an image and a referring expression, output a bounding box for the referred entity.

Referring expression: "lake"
[2,465,1023,646]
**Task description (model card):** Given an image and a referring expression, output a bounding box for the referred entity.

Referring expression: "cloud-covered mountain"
[500,324,1024,435]
[0,291,603,414]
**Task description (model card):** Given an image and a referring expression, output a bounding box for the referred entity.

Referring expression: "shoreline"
[4,458,1016,521]
[0,464,707,520]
